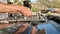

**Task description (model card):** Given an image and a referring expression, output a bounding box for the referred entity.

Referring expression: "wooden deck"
[36,29,46,34]
[0,23,12,29]
[0,23,46,34]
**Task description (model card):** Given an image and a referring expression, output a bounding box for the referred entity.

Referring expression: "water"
[36,20,60,34]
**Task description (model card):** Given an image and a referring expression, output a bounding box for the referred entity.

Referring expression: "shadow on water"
[50,18,60,24]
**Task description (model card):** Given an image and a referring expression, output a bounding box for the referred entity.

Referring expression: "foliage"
[32,7,39,12]
[37,0,60,8]
[14,0,22,5]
